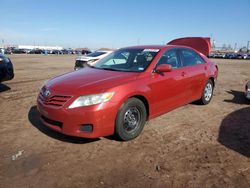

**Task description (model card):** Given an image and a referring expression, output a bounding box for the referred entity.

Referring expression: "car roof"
[123,45,166,50]
[120,45,193,51]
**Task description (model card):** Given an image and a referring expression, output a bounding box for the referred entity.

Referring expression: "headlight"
[68,92,115,109]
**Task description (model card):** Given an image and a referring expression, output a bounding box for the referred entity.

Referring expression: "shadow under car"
[28,106,100,144]
[0,83,11,92]
[224,90,249,105]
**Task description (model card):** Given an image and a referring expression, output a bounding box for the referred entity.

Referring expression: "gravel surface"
[0,55,249,188]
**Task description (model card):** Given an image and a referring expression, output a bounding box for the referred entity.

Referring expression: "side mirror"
[155,64,172,73]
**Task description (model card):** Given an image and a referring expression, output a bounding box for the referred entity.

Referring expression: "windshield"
[93,48,159,72]
[87,51,106,57]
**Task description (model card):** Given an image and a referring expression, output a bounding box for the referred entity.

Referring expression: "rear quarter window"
[180,49,205,67]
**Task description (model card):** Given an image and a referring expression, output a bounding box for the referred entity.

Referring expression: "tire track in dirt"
[6,78,46,85]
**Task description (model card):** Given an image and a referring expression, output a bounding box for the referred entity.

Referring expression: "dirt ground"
[0,54,249,188]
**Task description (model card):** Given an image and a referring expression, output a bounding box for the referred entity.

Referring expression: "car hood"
[46,67,138,95]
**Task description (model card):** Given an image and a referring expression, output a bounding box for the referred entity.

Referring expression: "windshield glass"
[87,51,106,57]
[93,48,159,72]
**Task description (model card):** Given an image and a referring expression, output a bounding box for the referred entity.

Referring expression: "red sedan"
[37,39,218,141]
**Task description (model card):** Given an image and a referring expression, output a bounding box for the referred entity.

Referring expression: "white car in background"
[246,81,250,100]
[74,50,113,70]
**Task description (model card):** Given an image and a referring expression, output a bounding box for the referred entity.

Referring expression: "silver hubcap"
[204,83,213,101]
[123,107,141,133]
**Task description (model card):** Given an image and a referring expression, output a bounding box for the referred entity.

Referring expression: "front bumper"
[37,98,119,138]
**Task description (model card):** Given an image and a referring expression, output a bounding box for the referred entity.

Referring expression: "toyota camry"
[37,38,218,141]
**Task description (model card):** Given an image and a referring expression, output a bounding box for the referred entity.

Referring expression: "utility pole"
[247,41,250,50]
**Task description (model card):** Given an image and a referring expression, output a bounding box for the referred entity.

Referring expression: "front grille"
[41,115,63,128]
[39,93,72,107]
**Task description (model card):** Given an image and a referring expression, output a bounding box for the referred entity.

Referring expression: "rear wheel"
[115,98,147,141]
[199,79,214,105]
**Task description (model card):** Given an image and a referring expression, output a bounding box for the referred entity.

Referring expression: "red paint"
[37,44,218,138]
[167,37,211,56]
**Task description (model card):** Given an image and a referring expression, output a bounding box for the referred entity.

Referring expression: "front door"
[149,49,188,117]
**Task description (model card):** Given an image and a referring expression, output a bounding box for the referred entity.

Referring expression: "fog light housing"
[80,124,93,132]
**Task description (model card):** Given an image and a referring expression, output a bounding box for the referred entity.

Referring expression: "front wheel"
[115,98,147,141]
[199,79,214,105]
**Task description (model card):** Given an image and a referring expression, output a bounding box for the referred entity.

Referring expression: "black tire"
[115,98,147,141]
[199,79,214,105]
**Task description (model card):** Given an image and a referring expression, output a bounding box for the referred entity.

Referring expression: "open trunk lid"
[167,37,211,56]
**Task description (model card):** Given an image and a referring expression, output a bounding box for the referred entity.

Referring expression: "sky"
[0,0,250,49]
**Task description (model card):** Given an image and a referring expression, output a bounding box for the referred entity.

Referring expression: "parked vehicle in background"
[224,53,237,59]
[12,48,29,54]
[29,49,45,54]
[209,52,250,60]
[214,53,225,58]
[50,50,64,55]
[62,49,75,54]
[0,54,14,82]
[245,54,250,59]
[74,50,113,70]
[0,48,5,54]
[246,81,250,100]
[208,52,225,59]
[208,53,215,58]
[82,49,92,55]
[235,53,244,59]
[37,37,218,141]
[4,48,13,54]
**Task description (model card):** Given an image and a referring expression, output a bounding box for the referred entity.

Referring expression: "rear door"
[178,48,208,102]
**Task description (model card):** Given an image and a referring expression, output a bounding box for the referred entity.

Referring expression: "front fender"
[111,81,152,116]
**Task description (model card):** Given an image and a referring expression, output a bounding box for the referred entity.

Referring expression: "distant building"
[17,45,63,50]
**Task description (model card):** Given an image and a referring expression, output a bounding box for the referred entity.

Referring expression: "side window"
[157,49,180,69]
[180,49,205,67]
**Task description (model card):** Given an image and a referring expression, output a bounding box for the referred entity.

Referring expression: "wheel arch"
[128,95,150,120]
[208,77,215,87]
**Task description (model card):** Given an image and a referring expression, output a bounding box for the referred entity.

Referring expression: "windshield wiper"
[100,67,119,71]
